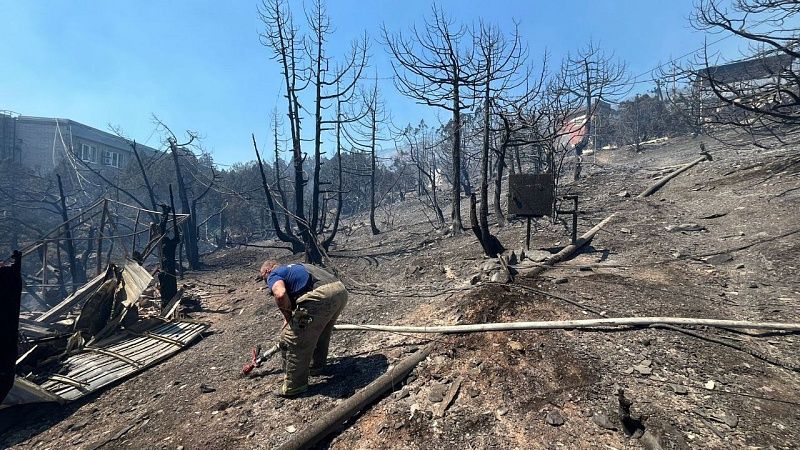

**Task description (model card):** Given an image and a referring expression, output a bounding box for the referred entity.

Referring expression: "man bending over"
[259,260,348,398]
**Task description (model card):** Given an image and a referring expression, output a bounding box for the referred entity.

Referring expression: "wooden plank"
[35,267,111,323]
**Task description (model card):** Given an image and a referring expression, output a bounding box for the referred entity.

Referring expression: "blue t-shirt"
[267,264,310,297]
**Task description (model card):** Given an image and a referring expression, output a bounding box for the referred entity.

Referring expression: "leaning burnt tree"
[470,21,526,256]
[383,5,481,234]
[689,0,800,146]
[560,42,628,181]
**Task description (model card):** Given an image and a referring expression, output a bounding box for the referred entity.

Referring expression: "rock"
[528,250,552,262]
[670,384,688,395]
[468,387,480,398]
[748,282,758,289]
[705,254,733,265]
[227,287,236,293]
[507,341,524,351]
[620,227,631,234]
[481,261,498,272]
[721,412,739,428]
[546,410,565,426]
[285,425,296,433]
[704,380,716,390]
[616,191,630,197]
[633,365,652,375]
[578,265,593,272]
[490,270,511,283]
[736,263,745,269]
[666,223,706,232]
[199,384,216,394]
[553,277,568,285]
[469,273,481,285]
[496,406,509,417]
[428,384,447,403]
[592,413,618,430]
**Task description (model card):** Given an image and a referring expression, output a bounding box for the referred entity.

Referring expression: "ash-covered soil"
[2,134,799,449]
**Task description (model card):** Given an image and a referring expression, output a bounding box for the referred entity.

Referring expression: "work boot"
[309,365,327,376]
[274,382,308,398]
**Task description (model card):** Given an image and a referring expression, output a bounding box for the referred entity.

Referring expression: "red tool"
[242,344,280,375]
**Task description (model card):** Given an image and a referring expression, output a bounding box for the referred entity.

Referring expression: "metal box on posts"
[508,173,554,217]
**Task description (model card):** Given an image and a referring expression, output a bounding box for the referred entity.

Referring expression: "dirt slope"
[2,134,799,449]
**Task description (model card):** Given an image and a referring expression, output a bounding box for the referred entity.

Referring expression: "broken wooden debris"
[34,267,112,324]
[0,251,22,405]
[435,376,462,418]
[161,288,186,320]
[275,344,434,450]
[638,153,712,198]
[518,213,616,278]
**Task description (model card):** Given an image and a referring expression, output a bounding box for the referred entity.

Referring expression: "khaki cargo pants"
[280,281,348,395]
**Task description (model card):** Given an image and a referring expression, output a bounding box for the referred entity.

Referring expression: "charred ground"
[2,134,800,449]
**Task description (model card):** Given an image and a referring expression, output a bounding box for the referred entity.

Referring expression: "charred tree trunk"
[321,119,344,250]
[131,141,159,217]
[478,69,501,254]
[167,138,200,269]
[253,135,304,253]
[273,118,292,234]
[158,190,180,309]
[469,194,504,257]
[451,84,463,233]
[57,174,84,286]
[494,120,511,228]
[573,64,591,181]
[369,105,380,235]
[0,251,22,404]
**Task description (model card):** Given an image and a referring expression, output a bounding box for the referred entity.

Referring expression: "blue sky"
[0,1,757,165]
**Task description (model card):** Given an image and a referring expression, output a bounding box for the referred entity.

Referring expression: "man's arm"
[271,279,293,323]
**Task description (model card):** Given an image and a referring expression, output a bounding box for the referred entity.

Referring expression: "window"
[103,150,121,168]
[79,143,97,163]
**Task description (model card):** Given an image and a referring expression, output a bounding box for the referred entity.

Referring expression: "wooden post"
[96,200,108,275]
[40,243,48,298]
[57,174,81,287]
[132,210,141,254]
[526,217,532,250]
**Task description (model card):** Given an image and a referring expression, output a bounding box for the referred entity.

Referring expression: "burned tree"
[472,21,525,256]
[383,6,481,233]
[560,42,628,180]
[399,121,446,227]
[258,0,367,263]
[689,0,800,146]
[259,0,317,262]
[306,0,368,238]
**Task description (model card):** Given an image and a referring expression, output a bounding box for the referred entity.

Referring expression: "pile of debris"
[3,259,208,408]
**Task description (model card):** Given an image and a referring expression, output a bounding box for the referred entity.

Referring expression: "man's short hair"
[260,260,279,280]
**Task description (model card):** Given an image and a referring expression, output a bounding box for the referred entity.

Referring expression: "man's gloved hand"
[294,307,313,329]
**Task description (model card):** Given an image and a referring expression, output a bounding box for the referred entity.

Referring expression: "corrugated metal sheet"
[39,321,207,401]
[0,378,64,409]
[35,268,111,324]
[121,259,152,304]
